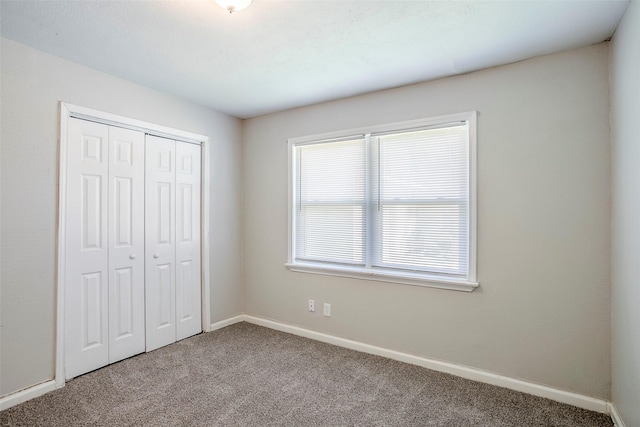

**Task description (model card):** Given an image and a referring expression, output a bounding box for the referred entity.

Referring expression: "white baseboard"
[242,314,610,414]
[3,315,614,418]
[0,380,57,411]
[209,314,245,332]
[609,403,627,427]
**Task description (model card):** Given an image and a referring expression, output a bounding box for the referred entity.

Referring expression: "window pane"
[299,139,366,202]
[295,138,366,265]
[375,124,469,275]
[379,203,467,273]
[378,126,468,200]
[298,205,364,264]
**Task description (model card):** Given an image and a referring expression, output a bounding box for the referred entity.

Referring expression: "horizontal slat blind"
[291,117,472,282]
[373,124,469,275]
[295,137,366,265]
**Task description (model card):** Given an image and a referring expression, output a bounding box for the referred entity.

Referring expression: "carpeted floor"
[1,322,612,426]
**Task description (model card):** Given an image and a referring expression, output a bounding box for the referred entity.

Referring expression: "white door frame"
[56,102,211,388]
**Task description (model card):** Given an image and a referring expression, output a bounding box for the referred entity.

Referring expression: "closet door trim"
[56,102,211,388]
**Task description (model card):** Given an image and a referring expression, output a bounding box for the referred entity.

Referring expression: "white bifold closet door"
[65,118,145,379]
[145,135,202,352]
[65,120,202,379]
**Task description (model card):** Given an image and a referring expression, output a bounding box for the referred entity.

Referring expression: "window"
[287,112,478,292]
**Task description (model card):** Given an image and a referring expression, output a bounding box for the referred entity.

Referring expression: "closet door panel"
[145,135,177,351]
[108,126,145,363]
[65,118,109,379]
[175,142,202,340]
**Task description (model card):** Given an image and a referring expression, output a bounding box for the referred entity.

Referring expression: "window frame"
[286,111,478,292]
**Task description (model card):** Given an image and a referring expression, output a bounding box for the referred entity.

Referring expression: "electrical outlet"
[323,303,331,317]
[308,299,315,312]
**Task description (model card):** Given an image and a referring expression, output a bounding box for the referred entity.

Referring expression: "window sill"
[284,262,479,292]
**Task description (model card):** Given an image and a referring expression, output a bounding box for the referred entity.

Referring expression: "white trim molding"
[210,315,245,332]
[242,314,610,414]
[56,102,211,386]
[5,313,615,419]
[285,262,478,292]
[0,380,57,411]
[609,403,627,427]
[200,138,212,332]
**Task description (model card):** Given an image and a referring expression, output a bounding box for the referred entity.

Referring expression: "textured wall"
[0,38,244,396]
[243,44,611,399]
[610,1,640,425]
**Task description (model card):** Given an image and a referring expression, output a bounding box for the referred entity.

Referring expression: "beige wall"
[610,1,640,425]
[1,35,618,404]
[243,44,611,399]
[0,38,244,396]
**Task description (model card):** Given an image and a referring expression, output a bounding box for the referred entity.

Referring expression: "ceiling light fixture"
[215,0,253,13]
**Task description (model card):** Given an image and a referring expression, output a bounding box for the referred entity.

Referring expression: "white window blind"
[296,137,367,265]
[372,124,469,276]
[289,112,477,291]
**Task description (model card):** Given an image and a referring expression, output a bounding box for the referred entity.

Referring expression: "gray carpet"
[1,322,612,426]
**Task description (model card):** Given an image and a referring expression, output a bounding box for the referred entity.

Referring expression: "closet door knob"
[129,254,136,260]
[154,254,160,259]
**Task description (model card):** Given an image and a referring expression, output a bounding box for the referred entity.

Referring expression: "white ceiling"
[0,0,629,118]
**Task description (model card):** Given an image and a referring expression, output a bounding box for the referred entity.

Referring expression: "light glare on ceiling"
[215,0,253,14]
